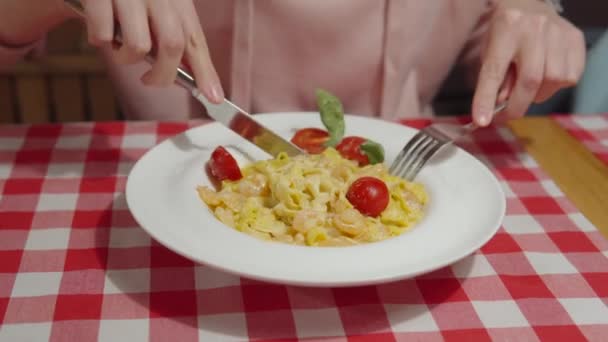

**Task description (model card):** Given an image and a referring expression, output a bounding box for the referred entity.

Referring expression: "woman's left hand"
[472,0,586,126]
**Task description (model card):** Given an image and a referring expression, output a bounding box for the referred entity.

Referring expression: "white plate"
[126,113,505,287]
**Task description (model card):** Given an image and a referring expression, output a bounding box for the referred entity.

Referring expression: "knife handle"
[64,0,199,93]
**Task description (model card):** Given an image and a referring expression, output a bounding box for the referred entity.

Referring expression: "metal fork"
[389,102,508,181]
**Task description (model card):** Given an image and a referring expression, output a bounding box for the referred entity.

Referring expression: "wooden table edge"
[507,117,608,238]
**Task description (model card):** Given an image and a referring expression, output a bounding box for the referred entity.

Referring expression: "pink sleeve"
[0,40,38,71]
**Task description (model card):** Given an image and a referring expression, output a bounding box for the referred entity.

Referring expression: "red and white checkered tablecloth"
[0,118,607,342]
[553,113,608,164]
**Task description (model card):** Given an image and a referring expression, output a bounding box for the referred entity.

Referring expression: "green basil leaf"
[360,140,385,164]
[316,88,345,147]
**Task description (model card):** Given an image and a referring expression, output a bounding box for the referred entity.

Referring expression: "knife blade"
[64,0,303,158]
[190,89,303,157]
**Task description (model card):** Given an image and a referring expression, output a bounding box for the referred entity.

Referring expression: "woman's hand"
[472,0,586,126]
[83,0,224,103]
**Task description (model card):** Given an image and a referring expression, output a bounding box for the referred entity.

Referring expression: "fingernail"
[478,114,491,126]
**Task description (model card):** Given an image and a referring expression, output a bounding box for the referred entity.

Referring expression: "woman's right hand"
[82,0,224,103]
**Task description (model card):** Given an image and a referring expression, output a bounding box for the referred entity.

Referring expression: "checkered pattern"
[1,118,607,342]
[553,113,608,164]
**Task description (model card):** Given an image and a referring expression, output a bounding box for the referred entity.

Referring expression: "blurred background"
[0,17,119,124]
[0,0,606,124]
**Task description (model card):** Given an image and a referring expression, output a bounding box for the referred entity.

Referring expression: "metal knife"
[64,0,303,157]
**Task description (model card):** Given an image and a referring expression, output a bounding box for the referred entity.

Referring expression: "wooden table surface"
[508,117,608,237]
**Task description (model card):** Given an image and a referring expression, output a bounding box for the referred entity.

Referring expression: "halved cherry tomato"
[207,146,242,181]
[291,128,330,154]
[346,177,389,217]
[336,136,368,166]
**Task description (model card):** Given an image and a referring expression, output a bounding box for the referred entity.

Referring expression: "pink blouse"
[1,0,494,121]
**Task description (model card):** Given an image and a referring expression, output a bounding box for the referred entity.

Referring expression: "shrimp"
[238,173,268,197]
[217,191,245,211]
[292,209,325,233]
[333,208,365,236]
[197,186,220,206]
[274,234,294,244]
[214,207,235,227]
[294,233,305,245]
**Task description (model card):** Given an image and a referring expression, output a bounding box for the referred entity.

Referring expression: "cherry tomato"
[336,136,368,166]
[291,128,330,154]
[346,177,389,217]
[207,146,242,181]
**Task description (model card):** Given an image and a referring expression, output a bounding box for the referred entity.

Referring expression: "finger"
[505,29,546,120]
[471,15,520,126]
[175,0,224,103]
[497,64,516,103]
[141,0,185,86]
[83,0,114,46]
[112,0,152,64]
[535,23,567,103]
[566,26,586,86]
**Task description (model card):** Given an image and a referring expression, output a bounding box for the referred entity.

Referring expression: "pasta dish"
[196,89,428,246]
[197,148,427,246]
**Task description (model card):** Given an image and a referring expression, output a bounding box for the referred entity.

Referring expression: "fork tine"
[391,101,509,180]
[394,135,434,179]
[391,134,429,177]
[397,136,435,179]
[389,131,425,174]
[403,140,442,181]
